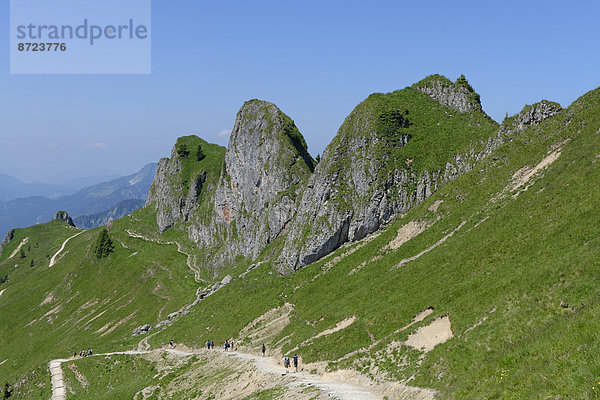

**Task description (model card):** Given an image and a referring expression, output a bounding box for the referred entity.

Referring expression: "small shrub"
[177,144,190,158]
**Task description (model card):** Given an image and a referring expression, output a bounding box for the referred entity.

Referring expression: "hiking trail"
[49,346,432,400]
[49,231,85,267]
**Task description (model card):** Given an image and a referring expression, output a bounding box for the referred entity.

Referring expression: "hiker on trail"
[206,340,211,350]
[293,354,299,372]
[224,340,230,352]
[231,340,235,351]
[262,344,266,357]
[211,341,214,349]
[284,356,290,373]
[88,348,92,356]
[170,340,174,348]
[73,350,77,358]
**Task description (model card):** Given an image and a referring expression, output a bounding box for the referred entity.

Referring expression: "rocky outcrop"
[277,95,423,271]
[146,101,315,270]
[52,211,75,227]
[146,137,224,232]
[186,100,315,265]
[132,324,152,336]
[0,229,15,257]
[499,100,562,136]
[413,74,483,114]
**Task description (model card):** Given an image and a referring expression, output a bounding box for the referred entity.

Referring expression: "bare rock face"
[413,74,483,114]
[499,100,563,136]
[0,229,15,257]
[277,96,563,271]
[52,211,75,227]
[146,101,315,270]
[188,100,315,264]
[278,97,418,271]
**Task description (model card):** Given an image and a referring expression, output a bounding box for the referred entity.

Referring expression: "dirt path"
[125,229,198,280]
[49,350,152,399]
[50,347,389,400]
[49,231,85,267]
[226,350,383,400]
[9,237,29,259]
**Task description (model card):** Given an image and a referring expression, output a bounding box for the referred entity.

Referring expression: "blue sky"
[1,0,599,183]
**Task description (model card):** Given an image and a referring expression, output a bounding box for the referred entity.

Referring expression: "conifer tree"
[93,229,115,259]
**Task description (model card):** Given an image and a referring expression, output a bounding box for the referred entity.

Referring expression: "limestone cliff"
[187,100,315,265]
[146,101,315,270]
[412,74,483,114]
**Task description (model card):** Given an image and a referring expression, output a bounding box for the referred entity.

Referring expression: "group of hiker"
[283,353,299,373]
[68,339,299,373]
[226,340,235,351]
[224,339,235,351]
[73,348,92,358]
[205,339,239,351]
[203,340,298,372]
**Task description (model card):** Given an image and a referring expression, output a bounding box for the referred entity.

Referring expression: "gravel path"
[49,347,384,400]
[225,351,382,400]
[49,231,84,267]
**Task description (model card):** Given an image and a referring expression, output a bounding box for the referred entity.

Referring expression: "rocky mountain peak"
[146,100,315,269]
[52,210,75,227]
[188,100,315,263]
[412,74,483,114]
[222,99,314,213]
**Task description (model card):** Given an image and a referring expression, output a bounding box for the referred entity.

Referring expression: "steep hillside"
[0,216,196,398]
[140,86,600,398]
[3,77,600,399]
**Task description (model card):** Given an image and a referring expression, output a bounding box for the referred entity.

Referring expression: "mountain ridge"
[146,75,511,273]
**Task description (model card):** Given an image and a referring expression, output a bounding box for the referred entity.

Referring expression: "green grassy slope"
[3,86,600,399]
[145,87,600,398]
[0,217,196,397]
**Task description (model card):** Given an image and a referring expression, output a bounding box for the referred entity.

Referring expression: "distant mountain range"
[73,199,146,229]
[0,174,73,202]
[0,163,156,235]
